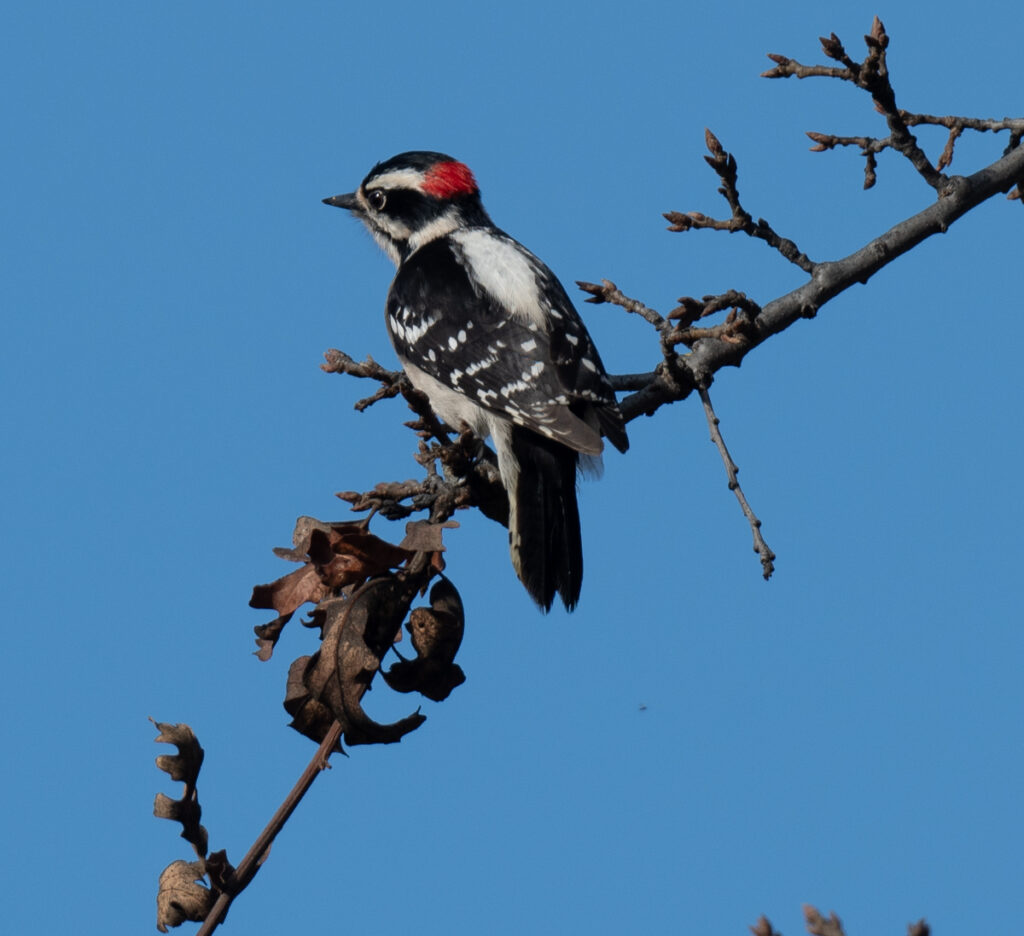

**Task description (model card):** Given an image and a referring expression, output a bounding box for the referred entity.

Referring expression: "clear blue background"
[3,2,1020,934]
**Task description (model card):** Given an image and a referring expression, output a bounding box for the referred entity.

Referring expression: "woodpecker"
[324,151,628,611]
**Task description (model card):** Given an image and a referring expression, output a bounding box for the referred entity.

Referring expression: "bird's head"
[323,151,490,264]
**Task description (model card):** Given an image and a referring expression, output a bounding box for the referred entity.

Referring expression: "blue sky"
[3,2,1021,934]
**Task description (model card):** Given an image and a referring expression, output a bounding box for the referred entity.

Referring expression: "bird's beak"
[322,192,361,212]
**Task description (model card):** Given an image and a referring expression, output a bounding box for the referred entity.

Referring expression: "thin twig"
[803,906,846,936]
[618,141,1024,423]
[806,131,890,154]
[663,130,817,272]
[664,291,762,348]
[901,113,1024,134]
[321,350,404,411]
[805,116,1024,178]
[196,721,344,935]
[576,278,667,329]
[765,19,945,189]
[698,386,775,579]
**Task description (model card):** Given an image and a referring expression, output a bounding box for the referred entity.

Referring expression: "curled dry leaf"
[152,720,208,858]
[284,575,430,747]
[383,577,466,702]
[204,849,236,895]
[284,654,340,749]
[398,518,458,554]
[152,720,204,785]
[153,793,207,858]
[250,517,415,659]
[156,860,215,933]
[256,518,465,749]
[334,576,429,744]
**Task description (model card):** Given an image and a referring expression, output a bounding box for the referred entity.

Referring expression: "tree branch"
[764,18,944,189]
[617,142,1024,422]
[663,129,818,272]
[698,386,775,578]
[195,722,344,936]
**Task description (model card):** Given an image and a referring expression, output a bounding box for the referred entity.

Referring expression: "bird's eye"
[366,189,386,211]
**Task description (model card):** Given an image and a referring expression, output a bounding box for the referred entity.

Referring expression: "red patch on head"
[422,160,478,198]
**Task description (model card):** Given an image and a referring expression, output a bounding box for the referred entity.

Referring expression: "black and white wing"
[386,230,628,455]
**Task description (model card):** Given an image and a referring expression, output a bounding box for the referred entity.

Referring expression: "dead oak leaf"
[382,577,466,702]
[250,518,415,659]
[156,860,214,932]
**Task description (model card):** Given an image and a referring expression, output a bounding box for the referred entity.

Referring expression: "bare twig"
[196,721,344,935]
[761,55,850,81]
[321,349,401,384]
[805,131,889,154]
[321,350,404,411]
[902,112,1024,169]
[901,114,1024,134]
[618,141,1024,423]
[750,909,927,936]
[805,132,890,189]
[663,130,817,273]
[803,906,846,936]
[663,291,762,349]
[337,479,432,520]
[806,115,1024,179]
[765,18,945,189]
[576,278,667,329]
[698,385,775,579]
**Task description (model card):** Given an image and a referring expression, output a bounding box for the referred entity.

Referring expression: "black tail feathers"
[508,427,583,612]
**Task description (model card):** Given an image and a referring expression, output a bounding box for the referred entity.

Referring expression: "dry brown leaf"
[282,577,428,747]
[250,517,417,658]
[152,721,204,785]
[156,859,214,933]
[283,654,343,749]
[152,720,208,858]
[382,577,466,702]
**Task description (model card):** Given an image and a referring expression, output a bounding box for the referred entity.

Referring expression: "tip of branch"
[575,280,606,303]
[806,131,831,152]
[868,15,889,48]
[321,348,353,373]
[663,210,694,232]
[704,127,724,155]
[760,53,791,78]
[668,297,702,323]
[819,32,843,59]
[863,151,878,189]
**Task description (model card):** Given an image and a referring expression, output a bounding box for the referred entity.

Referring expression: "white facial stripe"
[408,208,461,252]
[366,168,428,192]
